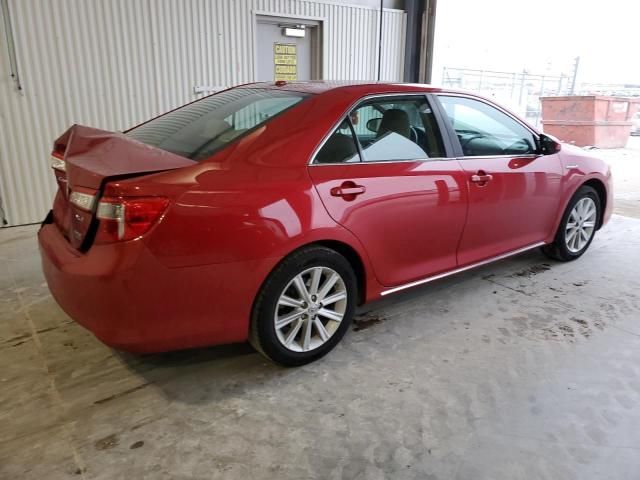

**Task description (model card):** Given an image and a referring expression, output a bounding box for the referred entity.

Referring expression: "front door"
[436,95,563,265]
[309,95,468,287]
[256,17,319,81]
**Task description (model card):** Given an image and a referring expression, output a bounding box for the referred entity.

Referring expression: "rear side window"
[126,88,309,161]
[351,97,445,161]
[313,95,446,164]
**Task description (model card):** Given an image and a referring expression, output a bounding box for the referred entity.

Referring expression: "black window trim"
[433,92,542,159]
[345,115,364,163]
[309,92,456,166]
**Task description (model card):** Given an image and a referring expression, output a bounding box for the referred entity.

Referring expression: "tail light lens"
[69,190,96,211]
[50,151,66,171]
[95,196,169,244]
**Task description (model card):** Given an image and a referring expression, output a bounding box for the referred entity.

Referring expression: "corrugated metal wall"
[0,0,406,226]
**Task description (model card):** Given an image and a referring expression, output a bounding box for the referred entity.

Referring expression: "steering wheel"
[503,138,534,155]
[460,134,484,147]
[455,133,484,156]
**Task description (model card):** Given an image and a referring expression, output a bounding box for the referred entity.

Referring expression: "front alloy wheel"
[542,185,601,261]
[250,246,357,366]
[564,197,597,253]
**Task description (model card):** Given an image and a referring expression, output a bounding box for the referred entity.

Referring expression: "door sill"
[380,242,546,296]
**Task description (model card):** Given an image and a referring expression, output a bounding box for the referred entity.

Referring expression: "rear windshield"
[126,88,309,161]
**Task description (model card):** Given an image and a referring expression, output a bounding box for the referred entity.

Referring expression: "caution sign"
[274,43,297,81]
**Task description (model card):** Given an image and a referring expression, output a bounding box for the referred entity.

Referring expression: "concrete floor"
[2,146,640,479]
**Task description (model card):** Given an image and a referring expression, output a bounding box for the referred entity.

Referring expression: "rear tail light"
[95,196,169,243]
[69,191,96,211]
[50,151,66,171]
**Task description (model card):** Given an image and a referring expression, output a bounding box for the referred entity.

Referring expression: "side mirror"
[366,118,382,133]
[539,133,561,155]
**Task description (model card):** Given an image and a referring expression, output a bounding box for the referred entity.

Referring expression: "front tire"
[249,245,357,366]
[542,185,601,261]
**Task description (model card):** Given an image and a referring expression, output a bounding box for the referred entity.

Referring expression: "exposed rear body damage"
[50,125,195,250]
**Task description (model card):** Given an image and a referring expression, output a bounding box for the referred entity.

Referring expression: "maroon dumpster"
[540,95,635,148]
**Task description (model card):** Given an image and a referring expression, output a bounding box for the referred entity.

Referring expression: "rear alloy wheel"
[249,246,357,366]
[542,185,601,261]
[274,266,347,352]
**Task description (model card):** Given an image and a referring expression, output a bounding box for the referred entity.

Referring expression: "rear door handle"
[330,181,366,199]
[470,171,493,185]
[332,186,366,196]
[470,174,493,182]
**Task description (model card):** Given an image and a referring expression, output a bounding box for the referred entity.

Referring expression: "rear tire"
[542,185,600,262]
[249,245,357,366]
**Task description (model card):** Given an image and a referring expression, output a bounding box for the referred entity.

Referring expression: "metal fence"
[441,67,574,127]
[578,83,640,97]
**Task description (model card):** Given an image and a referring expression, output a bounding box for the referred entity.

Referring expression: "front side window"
[438,95,537,157]
[350,97,445,161]
[126,88,309,161]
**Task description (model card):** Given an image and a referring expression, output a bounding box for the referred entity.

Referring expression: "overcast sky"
[432,0,640,85]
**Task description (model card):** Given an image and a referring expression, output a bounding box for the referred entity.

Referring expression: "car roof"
[234,81,539,133]
[238,80,448,96]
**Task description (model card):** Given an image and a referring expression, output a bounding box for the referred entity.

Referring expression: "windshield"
[126,88,310,161]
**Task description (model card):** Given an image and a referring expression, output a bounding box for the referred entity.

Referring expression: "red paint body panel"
[38,222,277,351]
[545,143,613,243]
[309,161,468,286]
[456,154,563,265]
[38,82,613,353]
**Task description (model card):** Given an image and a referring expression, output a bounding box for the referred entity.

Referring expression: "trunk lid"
[51,124,195,249]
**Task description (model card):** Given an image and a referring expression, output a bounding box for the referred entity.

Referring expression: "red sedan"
[39,82,613,366]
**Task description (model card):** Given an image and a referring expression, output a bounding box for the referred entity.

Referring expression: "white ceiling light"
[284,27,305,38]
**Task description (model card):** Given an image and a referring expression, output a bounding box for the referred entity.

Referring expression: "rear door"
[308,94,468,287]
[435,94,563,265]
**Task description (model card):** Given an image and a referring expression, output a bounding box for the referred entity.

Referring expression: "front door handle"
[470,171,493,185]
[330,181,366,200]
